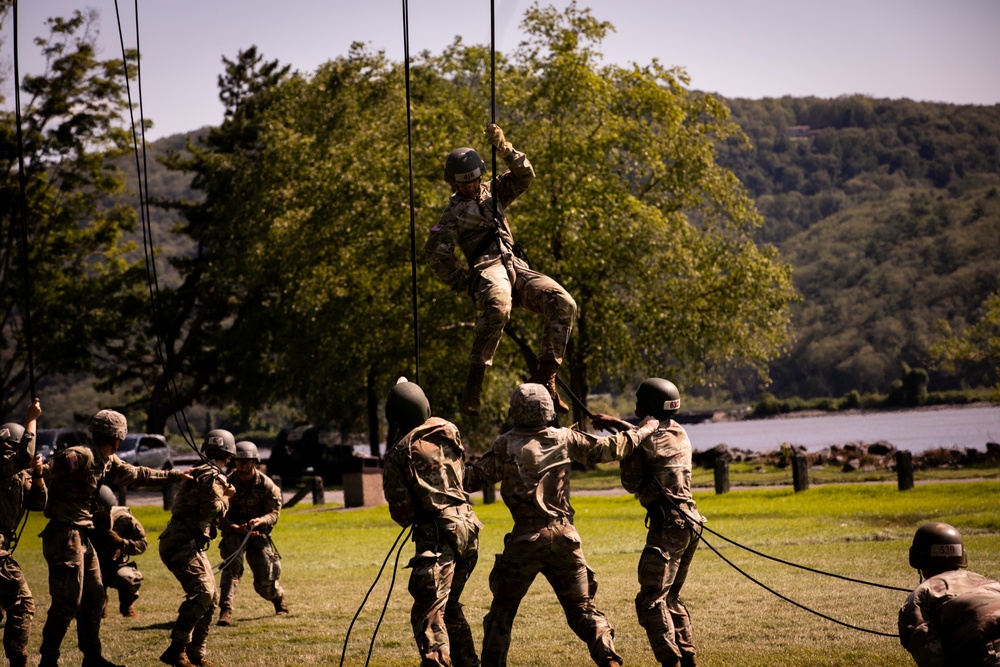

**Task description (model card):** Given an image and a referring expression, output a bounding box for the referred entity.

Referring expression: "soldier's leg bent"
[40,526,86,662]
[115,563,143,613]
[160,539,216,652]
[482,538,543,667]
[512,266,576,366]
[0,558,34,663]
[542,527,621,667]
[470,262,513,366]
[186,560,219,664]
[218,534,245,612]
[446,549,480,667]
[246,540,283,602]
[75,539,106,658]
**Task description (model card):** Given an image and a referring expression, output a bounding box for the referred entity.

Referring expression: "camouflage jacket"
[466,421,658,526]
[899,568,1000,666]
[382,417,474,528]
[92,506,147,566]
[620,420,699,511]
[162,463,230,540]
[42,441,181,528]
[424,150,534,292]
[220,469,281,533]
[0,431,47,555]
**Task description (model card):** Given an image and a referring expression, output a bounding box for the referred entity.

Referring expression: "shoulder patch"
[65,451,81,472]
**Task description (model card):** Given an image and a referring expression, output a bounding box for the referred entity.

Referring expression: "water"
[682,404,1000,453]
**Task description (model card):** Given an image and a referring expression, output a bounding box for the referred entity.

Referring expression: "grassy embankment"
[12,480,999,666]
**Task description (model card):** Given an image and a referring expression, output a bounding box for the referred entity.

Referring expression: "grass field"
[11,479,999,666]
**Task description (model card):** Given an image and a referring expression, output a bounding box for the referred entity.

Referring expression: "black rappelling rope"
[402,0,420,385]
[365,530,410,666]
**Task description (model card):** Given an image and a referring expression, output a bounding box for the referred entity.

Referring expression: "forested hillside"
[715,96,1000,398]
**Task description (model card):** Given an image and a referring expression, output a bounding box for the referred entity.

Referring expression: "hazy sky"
[5,0,999,139]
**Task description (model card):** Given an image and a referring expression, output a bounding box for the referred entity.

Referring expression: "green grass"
[12,480,1000,666]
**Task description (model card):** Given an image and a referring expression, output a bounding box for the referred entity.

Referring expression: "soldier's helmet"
[89,409,129,440]
[636,378,681,419]
[0,423,25,447]
[203,429,236,459]
[385,378,431,433]
[509,383,555,427]
[96,485,117,510]
[444,147,486,184]
[909,522,968,572]
[234,441,260,461]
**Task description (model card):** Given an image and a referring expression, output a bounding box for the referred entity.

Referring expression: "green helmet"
[89,409,128,440]
[234,441,259,461]
[96,485,117,510]
[636,378,681,419]
[385,379,431,433]
[444,147,486,184]
[203,429,236,458]
[0,423,25,447]
[909,522,968,571]
[509,383,555,427]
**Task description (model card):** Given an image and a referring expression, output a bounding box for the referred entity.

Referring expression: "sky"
[4,0,1000,140]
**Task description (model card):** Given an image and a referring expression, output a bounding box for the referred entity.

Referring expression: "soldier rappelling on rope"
[425,123,577,416]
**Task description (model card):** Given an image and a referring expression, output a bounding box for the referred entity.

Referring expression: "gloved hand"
[105,530,125,549]
[485,123,514,158]
[590,413,628,433]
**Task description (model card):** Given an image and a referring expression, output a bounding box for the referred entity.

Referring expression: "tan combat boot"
[460,364,487,416]
[274,597,289,615]
[529,360,569,414]
[160,643,195,667]
[216,607,232,626]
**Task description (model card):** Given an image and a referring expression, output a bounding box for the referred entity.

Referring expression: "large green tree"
[0,8,141,419]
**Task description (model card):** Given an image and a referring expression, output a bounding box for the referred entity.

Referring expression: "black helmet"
[385,379,431,433]
[234,441,260,461]
[203,429,236,459]
[444,147,486,184]
[0,423,25,447]
[909,522,968,571]
[636,378,681,419]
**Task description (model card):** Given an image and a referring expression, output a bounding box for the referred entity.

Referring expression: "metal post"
[312,475,325,505]
[714,459,730,495]
[482,483,496,504]
[896,450,914,491]
[792,454,809,492]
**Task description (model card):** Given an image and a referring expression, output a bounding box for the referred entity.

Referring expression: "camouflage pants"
[470,259,576,366]
[103,561,142,614]
[635,517,701,662]
[218,533,283,611]
[159,528,218,662]
[39,523,105,661]
[482,521,620,667]
[0,555,34,661]
[407,511,481,667]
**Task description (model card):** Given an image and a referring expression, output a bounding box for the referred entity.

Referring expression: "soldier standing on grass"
[216,440,286,627]
[39,409,188,667]
[158,430,236,667]
[899,522,1000,666]
[381,379,484,667]
[0,399,46,667]
[425,123,577,416]
[465,383,660,667]
[91,485,147,618]
[592,379,704,667]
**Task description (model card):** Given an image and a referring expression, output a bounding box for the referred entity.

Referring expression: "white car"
[116,433,173,470]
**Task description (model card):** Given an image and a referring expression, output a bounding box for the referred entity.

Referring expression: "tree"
[931,291,1000,397]
[0,8,141,419]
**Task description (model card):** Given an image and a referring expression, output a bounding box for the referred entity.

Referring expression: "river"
[682,404,1000,453]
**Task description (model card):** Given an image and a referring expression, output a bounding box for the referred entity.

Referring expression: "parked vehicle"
[116,433,173,470]
[35,428,88,462]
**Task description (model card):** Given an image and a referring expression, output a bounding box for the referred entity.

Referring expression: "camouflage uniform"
[620,420,704,665]
[218,468,283,614]
[466,392,658,667]
[899,568,1000,666]
[91,506,146,616]
[0,429,46,666]
[39,442,180,664]
[159,463,231,664]
[425,149,576,367]
[382,417,483,667]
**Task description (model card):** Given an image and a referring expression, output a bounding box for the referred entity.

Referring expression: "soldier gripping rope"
[381,379,483,667]
[898,522,1000,666]
[91,485,147,618]
[159,430,236,667]
[217,440,286,626]
[592,379,704,667]
[0,399,46,667]
[39,409,187,667]
[425,123,577,416]
[466,383,660,667]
